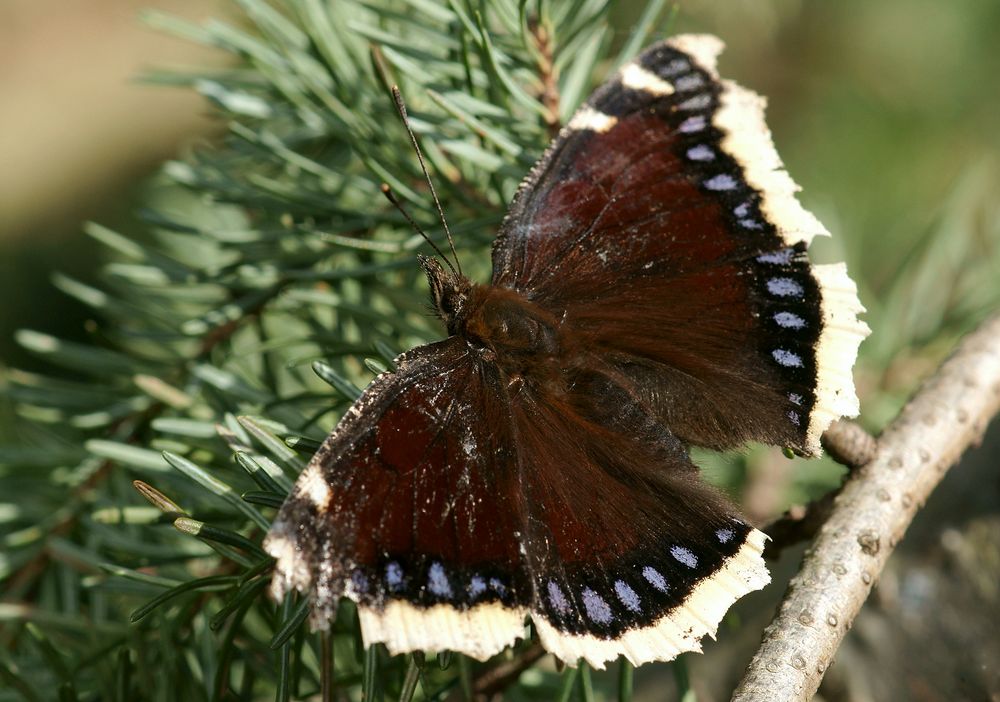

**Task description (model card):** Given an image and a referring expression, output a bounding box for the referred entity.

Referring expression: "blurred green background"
[0,0,227,373]
[1,0,998,700]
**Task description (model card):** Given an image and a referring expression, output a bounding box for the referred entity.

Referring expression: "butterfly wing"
[266,33,866,670]
[265,338,532,660]
[492,35,868,456]
[266,338,767,668]
[510,368,769,669]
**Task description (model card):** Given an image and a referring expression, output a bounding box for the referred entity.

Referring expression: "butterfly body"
[421,255,571,395]
[265,34,869,669]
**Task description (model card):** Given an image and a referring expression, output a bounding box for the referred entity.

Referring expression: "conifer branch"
[5,2,991,698]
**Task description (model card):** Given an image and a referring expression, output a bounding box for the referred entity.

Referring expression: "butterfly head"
[419,255,474,334]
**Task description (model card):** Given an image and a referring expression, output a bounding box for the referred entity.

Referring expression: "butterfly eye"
[438,293,456,316]
[434,284,471,333]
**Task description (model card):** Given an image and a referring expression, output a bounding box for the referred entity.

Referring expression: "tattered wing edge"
[807,263,870,453]
[531,528,770,670]
[358,600,528,661]
[266,530,313,602]
[267,527,529,661]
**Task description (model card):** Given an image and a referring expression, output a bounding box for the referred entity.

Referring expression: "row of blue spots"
[665,60,708,110]
[758,251,808,394]
[360,561,510,602]
[757,247,810,427]
[736,189,810,414]
[754,245,811,423]
[787,393,804,427]
[360,526,742,622]
[543,530,739,624]
[667,74,771,239]
[724,175,822,368]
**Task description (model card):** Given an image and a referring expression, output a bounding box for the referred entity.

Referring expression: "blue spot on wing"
[582,587,613,624]
[642,566,669,592]
[670,546,699,568]
[614,580,642,612]
[428,562,453,598]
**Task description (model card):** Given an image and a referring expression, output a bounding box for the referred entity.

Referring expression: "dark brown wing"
[509,369,769,668]
[266,337,769,669]
[264,337,532,661]
[491,35,867,456]
[266,34,866,671]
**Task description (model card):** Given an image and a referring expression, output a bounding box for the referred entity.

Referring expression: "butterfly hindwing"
[509,369,769,668]
[492,35,867,456]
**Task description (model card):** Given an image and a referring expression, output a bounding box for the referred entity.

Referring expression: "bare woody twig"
[820,420,878,469]
[731,312,1000,702]
[443,643,547,702]
[763,421,878,556]
[763,489,838,560]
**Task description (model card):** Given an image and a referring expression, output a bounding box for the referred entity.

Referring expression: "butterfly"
[264,34,868,669]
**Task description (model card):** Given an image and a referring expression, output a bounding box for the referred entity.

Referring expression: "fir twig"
[443,643,548,701]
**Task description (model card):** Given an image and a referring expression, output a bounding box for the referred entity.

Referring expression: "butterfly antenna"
[390,85,463,276]
[380,183,457,273]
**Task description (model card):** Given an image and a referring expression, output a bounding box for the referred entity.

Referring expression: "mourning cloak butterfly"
[264,34,869,669]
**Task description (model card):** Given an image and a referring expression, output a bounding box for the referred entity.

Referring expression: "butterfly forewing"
[492,36,867,456]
